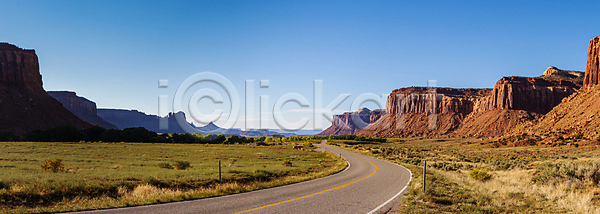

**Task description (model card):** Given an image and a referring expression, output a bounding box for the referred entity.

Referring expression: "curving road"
[72,143,412,214]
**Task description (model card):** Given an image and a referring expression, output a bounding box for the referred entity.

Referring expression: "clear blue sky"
[1,1,599,130]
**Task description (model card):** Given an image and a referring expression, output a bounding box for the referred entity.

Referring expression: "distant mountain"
[48,91,118,130]
[195,122,226,133]
[97,109,192,134]
[194,122,299,137]
[97,108,306,137]
[274,129,321,136]
[0,43,91,134]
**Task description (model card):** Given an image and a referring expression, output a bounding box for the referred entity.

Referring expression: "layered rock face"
[0,43,91,134]
[317,108,384,136]
[386,87,490,115]
[584,36,600,87]
[474,76,580,114]
[517,84,600,140]
[48,91,118,130]
[0,43,43,92]
[357,87,491,138]
[543,66,584,78]
[353,67,581,138]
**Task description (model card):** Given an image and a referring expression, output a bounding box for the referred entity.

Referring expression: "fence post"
[219,160,222,183]
[423,160,426,193]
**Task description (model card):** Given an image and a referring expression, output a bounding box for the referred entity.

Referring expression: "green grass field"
[0,141,346,213]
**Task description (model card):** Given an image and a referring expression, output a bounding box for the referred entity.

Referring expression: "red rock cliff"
[357,87,491,138]
[474,76,580,114]
[357,67,581,138]
[0,43,43,91]
[0,43,91,134]
[386,87,490,115]
[584,36,600,87]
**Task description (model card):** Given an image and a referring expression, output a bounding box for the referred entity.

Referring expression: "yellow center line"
[233,151,379,214]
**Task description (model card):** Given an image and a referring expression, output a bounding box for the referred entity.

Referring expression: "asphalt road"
[72,143,412,214]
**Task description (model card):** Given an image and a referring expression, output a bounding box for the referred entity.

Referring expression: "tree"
[83,126,106,142]
[0,132,17,141]
[44,125,86,142]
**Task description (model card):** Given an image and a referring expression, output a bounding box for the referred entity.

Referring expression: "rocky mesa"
[473,75,581,114]
[321,66,583,138]
[356,87,491,138]
[0,43,91,134]
[48,91,118,130]
[317,108,383,136]
[97,109,192,134]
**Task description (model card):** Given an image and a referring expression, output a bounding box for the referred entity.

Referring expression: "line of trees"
[0,126,386,144]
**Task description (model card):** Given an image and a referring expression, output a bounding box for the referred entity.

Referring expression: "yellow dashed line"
[233,152,378,214]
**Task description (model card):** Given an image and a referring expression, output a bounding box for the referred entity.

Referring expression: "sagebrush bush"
[532,161,600,186]
[283,160,293,167]
[469,168,491,181]
[430,162,463,171]
[173,161,191,170]
[41,159,64,172]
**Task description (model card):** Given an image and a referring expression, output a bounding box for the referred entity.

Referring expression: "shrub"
[158,162,173,169]
[303,141,314,148]
[0,181,8,190]
[430,162,462,171]
[528,139,537,146]
[352,145,361,150]
[173,161,191,170]
[41,159,65,172]
[469,168,491,181]
[283,160,293,167]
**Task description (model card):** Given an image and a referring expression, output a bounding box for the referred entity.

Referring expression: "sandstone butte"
[317,108,383,136]
[0,43,91,134]
[320,62,584,139]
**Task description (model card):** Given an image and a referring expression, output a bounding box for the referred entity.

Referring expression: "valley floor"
[0,141,346,213]
[327,138,600,213]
